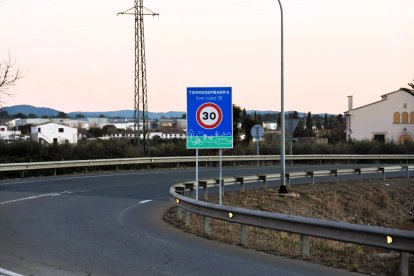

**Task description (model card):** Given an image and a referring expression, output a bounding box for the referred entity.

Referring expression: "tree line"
[1,104,413,164]
[232,105,346,145]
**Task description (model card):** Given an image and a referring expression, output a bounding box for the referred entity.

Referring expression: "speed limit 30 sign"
[196,102,223,129]
[187,87,233,149]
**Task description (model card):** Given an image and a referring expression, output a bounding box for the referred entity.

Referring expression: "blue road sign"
[187,87,233,149]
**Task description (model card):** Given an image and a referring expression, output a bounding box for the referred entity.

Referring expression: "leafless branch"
[0,52,24,105]
[408,79,414,90]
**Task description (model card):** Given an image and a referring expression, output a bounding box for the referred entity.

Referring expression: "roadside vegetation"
[0,138,413,164]
[164,178,414,275]
[1,103,413,163]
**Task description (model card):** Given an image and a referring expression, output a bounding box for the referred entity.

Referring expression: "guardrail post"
[85,167,88,173]
[199,181,208,200]
[176,206,182,218]
[403,166,409,179]
[215,179,225,199]
[301,234,310,257]
[331,170,338,184]
[379,168,385,181]
[21,171,25,178]
[235,177,245,192]
[307,172,314,185]
[184,182,195,199]
[204,216,210,235]
[241,224,248,247]
[354,168,362,181]
[54,168,57,176]
[400,252,409,276]
[185,210,191,226]
[258,175,267,188]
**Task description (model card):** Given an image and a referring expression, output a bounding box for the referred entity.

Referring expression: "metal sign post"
[251,124,264,167]
[219,148,223,205]
[187,87,233,205]
[285,118,299,155]
[195,149,199,200]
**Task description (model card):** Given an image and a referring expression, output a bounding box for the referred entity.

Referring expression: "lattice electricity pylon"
[118,1,158,153]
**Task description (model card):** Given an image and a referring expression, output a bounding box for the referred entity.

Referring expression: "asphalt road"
[0,165,380,275]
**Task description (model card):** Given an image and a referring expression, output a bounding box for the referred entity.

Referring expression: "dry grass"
[164,178,414,275]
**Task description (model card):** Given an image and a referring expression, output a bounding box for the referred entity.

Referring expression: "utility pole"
[118,1,158,153]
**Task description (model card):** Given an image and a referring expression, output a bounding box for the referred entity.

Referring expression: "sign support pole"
[196,149,199,200]
[219,148,223,205]
[251,125,264,167]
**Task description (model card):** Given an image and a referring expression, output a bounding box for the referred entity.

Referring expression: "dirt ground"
[164,178,414,275]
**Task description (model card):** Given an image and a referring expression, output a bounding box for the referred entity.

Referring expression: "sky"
[1,0,413,114]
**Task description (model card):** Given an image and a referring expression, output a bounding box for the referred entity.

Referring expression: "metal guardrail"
[169,165,414,276]
[0,155,413,173]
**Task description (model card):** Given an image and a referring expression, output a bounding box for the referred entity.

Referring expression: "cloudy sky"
[1,0,413,114]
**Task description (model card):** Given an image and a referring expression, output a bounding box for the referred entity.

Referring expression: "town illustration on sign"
[186,87,233,149]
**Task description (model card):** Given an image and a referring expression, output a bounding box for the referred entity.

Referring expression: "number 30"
[202,112,216,120]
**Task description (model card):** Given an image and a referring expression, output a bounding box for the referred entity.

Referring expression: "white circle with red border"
[196,102,223,129]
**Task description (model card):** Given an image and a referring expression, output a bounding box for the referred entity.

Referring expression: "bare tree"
[409,79,414,90]
[0,53,23,106]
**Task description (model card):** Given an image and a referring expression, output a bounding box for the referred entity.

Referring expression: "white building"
[86,118,108,129]
[263,122,277,130]
[0,125,22,141]
[344,89,414,143]
[31,123,78,144]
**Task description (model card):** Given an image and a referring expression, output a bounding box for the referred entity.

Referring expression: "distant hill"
[68,110,186,120]
[1,105,335,119]
[2,105,60,117]
[68,110,134,118]
[1,105,185,119]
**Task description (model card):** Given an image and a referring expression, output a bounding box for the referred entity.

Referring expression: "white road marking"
[0,193,58,205]
[0,267,24,276]
[139,200,152,204]
[0,190,88,205]
[117,200,153,226]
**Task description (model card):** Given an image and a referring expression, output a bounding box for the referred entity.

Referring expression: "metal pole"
[256,140,260,167]
[196,149,199,200]
[219,148,223,205]
[277,0,286,186]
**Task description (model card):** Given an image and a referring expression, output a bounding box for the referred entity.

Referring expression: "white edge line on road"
[0,190,89,205]
[0,193,57,205]
[139,200,152,204]
[117,200,153,226]
[0,267,24,276]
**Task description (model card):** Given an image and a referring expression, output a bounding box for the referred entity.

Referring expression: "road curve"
[0,167,360,275]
